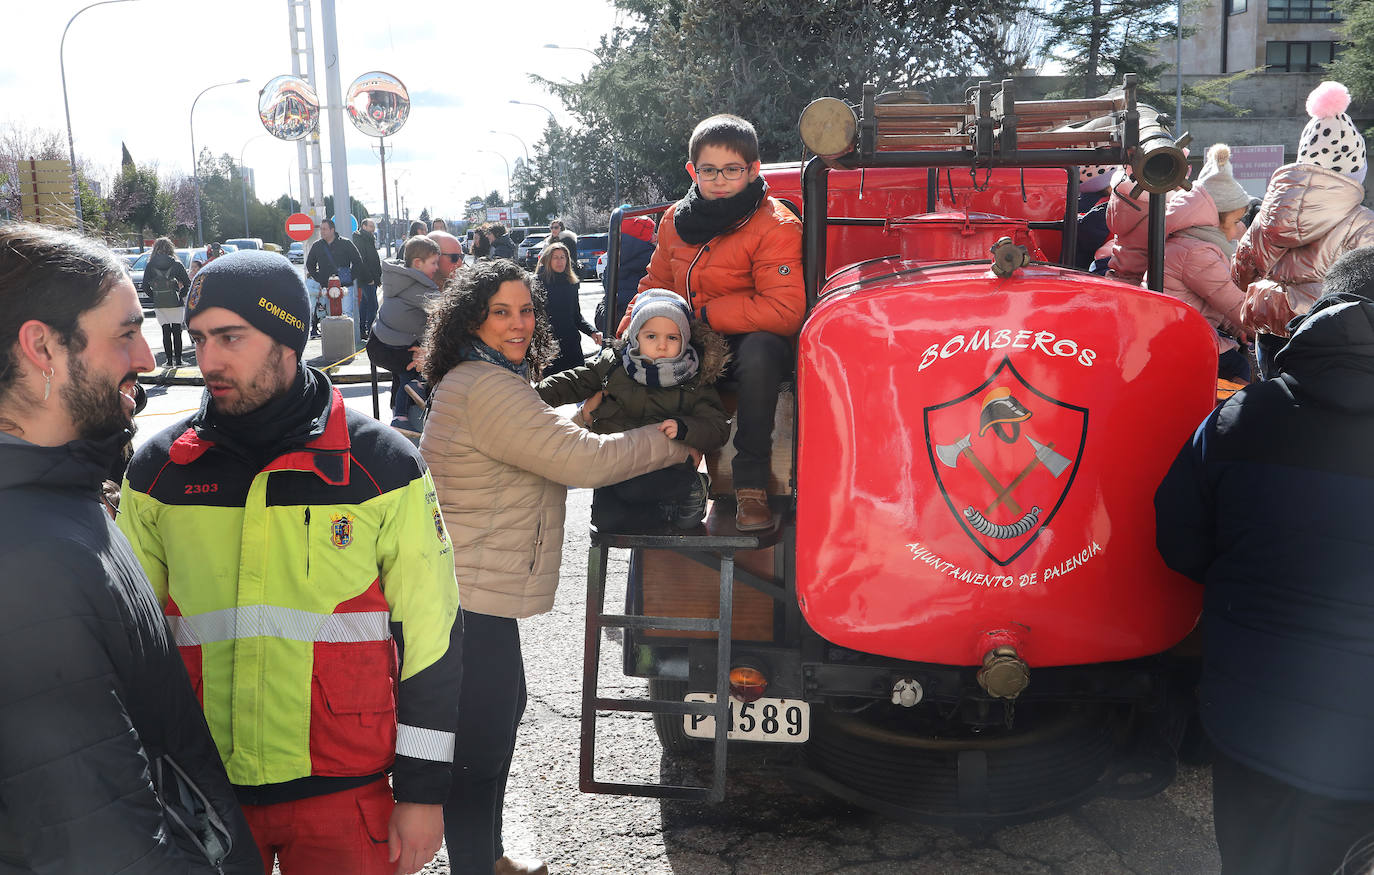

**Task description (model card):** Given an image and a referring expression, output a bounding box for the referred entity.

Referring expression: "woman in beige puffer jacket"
[417,259,692,875]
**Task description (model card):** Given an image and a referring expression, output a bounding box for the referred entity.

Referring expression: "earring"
[42,368,54,402]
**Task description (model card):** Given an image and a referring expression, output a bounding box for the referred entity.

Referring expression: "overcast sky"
[8,0,623,226]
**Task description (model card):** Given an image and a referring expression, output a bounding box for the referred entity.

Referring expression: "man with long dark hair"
[0,223,261,873]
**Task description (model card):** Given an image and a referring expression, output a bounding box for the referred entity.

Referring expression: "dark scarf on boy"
[673,176,768,245]
[462,338,531,380]
[195,364,330,467]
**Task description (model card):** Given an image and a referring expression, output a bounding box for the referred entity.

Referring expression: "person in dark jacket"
[544,218,578,265]
[534,242,601,374]
[0,222,261,874]
[486,222,517,259]
[353,218,384,338]
[305,218,363,337]
[594,214,656,335]
[1155,245,1374,875]
[144,236,192,366]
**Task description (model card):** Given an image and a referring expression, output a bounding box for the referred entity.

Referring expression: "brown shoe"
[494,856,548,875]
[734,488,774,532]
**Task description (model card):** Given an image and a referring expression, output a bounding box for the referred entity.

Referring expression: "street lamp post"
[1175,0,1185,133]
[61,0,139,232]
[490,130,530,210]
[509,99,565,213]
[478,150,511,207]
[239,133,270,238]
[489,130,530,166]
[539,44,620,205]
[191,78,250,246]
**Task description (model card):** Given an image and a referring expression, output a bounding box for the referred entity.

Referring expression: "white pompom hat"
[1297,81,1367,184]
[1198,144,1253,213]
[1079,163,1115,193]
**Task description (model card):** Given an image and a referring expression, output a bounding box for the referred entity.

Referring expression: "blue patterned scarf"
[462,339,530,380]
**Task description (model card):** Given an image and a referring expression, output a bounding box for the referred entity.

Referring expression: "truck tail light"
[729,666,768,702]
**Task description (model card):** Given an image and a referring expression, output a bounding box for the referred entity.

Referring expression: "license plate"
[682,693,810,743]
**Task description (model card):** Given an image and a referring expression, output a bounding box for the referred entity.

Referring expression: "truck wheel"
[649,679,705,755]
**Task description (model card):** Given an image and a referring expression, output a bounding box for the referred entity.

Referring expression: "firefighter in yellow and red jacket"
[118,251,461,875]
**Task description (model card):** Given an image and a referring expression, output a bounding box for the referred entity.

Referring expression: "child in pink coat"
[1104,167,1151,285]
[1153,144,1253,379]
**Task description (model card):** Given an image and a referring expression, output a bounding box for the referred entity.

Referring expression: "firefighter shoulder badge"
[330,513,353,549]
[924,357,1086,565]
[186,273,204,310]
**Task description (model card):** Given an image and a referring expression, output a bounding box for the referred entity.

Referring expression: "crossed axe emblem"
[934,432,1070,515]
[933,388,1072,540]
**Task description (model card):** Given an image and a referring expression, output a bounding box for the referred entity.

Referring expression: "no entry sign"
[285,213,315,242]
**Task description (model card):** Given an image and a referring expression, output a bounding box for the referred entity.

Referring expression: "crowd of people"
[1082,81,1374,387]
[2,85,1374,875]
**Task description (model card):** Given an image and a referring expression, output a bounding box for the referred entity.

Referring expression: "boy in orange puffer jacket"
[619,114,803,531]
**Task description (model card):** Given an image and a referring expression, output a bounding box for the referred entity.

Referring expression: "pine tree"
[1329,0,1374,100]
[535,0,1037,204]
[1042,0,1177,100]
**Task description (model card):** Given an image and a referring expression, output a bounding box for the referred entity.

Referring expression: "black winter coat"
[145,251,191,308]
[305,235,363,287]
[0,433,261,873]
[490,234,517,260]
[538,271,598,375]
[1155,294,1374,801]
[352,229,383,286]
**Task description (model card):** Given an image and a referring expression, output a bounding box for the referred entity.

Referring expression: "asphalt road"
[130,280,1224,875]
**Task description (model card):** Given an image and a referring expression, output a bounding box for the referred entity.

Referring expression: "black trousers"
[1212,744,1374,875]
[1256,332,1287,380]
[161,324,183,363]
[591,461,698,527]
[443,610,526,874]
[724,332,792,490]
[366,334,415,398]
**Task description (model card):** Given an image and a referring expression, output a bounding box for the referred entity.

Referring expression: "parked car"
[263,242,284,254]
[225,237,264,251]
[510,225,548,246]
[575,233,608,279]
[517,231,551,269]
[596,251,609,280]
[288,241,305,264]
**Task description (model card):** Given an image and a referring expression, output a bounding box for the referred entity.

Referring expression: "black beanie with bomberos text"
[185,250,310,358]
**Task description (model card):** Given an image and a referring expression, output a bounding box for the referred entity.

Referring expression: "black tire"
[649,678,706,755]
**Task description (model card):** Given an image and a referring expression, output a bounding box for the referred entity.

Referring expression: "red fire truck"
[581,75,1219,829]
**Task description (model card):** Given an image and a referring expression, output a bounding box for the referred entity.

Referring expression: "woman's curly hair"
[422,258,557,385]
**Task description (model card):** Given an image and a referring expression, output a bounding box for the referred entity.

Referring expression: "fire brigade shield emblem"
[923,357,1087,565]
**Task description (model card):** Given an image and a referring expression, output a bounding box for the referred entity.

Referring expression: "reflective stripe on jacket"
[119,386,461,802]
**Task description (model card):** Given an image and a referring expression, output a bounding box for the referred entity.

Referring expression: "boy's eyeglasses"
[695,164,748,182]
[443,253,462,263]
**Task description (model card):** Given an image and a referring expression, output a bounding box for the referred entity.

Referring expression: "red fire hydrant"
[325,278,346,317]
